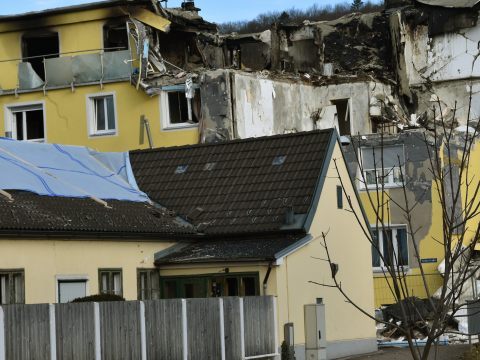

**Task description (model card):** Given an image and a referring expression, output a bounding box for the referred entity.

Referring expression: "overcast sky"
[1,0,359,23]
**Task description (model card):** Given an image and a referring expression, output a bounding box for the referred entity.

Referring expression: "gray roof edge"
[302,128,337,232]
[154,242,191,263]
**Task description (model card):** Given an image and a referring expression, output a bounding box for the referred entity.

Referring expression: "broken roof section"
[130,129,336,235]
[416,0,480,8]
[0,139,148,203]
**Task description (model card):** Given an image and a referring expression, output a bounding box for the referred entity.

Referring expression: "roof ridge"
[131,129,335,154]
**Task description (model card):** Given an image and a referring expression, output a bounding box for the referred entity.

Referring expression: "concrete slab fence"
[0,296,278,360]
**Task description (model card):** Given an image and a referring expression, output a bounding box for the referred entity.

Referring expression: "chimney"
[181,1,198,11]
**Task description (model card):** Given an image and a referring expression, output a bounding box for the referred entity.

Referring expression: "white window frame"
[86,92,118,137]
[359,146,405,190]
[55,275,89,303]
[371,225,409,272]
[160,88,200,131]
[4,101,47,142]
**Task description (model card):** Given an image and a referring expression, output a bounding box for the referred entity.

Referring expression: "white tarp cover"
[0,138,149,202]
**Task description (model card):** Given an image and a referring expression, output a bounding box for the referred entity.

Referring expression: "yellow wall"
[0,7,199,152]
[276,142,376,344]
[0,238,174,304]
[0,83,199,152]
[359,179,445,307]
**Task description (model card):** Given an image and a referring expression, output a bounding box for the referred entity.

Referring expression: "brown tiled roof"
[130,129,335,235]
[0,191,195,238]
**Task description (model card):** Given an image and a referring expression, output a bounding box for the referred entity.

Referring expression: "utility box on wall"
[304,303,327,360]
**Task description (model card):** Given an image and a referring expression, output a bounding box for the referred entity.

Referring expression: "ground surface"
[341,345,472,360]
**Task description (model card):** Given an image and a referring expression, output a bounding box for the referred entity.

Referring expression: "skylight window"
[203,162,216,171]
[175,165,188,174]
[272,156,287,166]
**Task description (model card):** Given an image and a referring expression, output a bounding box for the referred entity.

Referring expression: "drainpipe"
[263,262,273,295]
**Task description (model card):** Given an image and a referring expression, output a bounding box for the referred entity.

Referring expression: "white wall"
[233,73,394,138]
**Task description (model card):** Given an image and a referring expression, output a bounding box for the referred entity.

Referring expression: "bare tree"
[312,90,480,360]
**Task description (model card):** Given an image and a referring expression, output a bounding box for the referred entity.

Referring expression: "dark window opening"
[103,20,129,52]
[242,277,257,296]
[164,280,177,299]
[226,278,239,296]
[167,89,201,125]
[22,31,59,80]
[161,273,259,299]
[12,107,45,141]
[331,99,351,136]
[337,185,343,209]
[0,270,24,305]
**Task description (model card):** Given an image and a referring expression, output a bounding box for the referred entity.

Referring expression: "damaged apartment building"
[0,0,477,148]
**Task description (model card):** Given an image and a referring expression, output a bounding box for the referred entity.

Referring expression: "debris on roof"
[0,191,195,237]
[154,233,307,265]
[130,129,335,235]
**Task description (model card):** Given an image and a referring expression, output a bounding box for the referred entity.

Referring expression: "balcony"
[17,50,132,91]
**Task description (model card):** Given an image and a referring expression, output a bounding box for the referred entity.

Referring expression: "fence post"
[94,302,101,360]
[182,299,188,360]
[49,304,57,360]
[140,301,147,360]
[0,306,5,360]
[239,298,245,360]
[219,298,225,360]
[273,297,279,358]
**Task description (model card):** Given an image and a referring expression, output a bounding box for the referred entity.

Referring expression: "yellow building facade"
[0,2,199,152]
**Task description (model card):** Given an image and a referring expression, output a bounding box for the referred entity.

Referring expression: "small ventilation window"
[203,162,216,171]
[272,155,287,166]
[175,165,188,174]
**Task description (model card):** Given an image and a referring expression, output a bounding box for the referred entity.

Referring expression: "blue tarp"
[0,138,149,203]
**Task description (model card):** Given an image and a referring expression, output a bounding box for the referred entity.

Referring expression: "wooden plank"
[55,302,95,360]
[144,299,184,360]
[4,304,51,360]
[223,297,243,360]
[243,296,276,357]
[100,301,142,360]
[186,298,221,360]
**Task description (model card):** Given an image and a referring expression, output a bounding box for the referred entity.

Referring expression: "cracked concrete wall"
[344,131,434,270]
[231,72,396,139]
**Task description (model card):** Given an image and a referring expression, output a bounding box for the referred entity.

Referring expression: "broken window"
[360,145,405,189]
[7,104,45,142]
[22,31,59,80]
[87,94,117,136]
[331,99,351,136]
[371,227,408,269]
[137,269,160,300]
[103,20,129,52]
[161,89,201,129]
[0,270,24,305]
[99,269,123,296]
